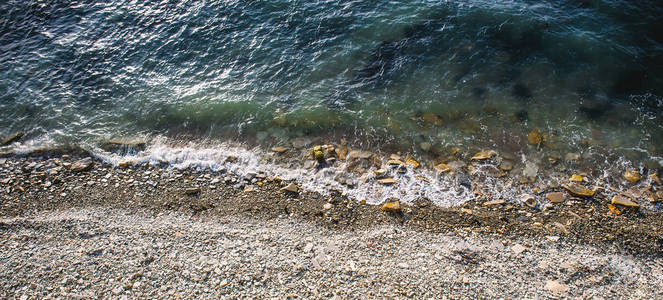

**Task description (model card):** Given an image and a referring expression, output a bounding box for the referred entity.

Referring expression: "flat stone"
[2,131,24,145]
[347,150,372,160]
[545,280,569,294]
[434,163,451,173]
[563,183,595,197]
[184,187,200,195]
[611,194,639,208]
[271,146,288,153]
[405,157,420,169]
[623,170,641,183]
[373,169,387,176]
[471,150,496,161]
[377,178,397,185]
[381,200,401,213]
[546,192,566,203]
[334,146,348,160]
[564,153,580,161]
[483,199,505,206]
[527,129,543,145]
[280,182,299,193]
[422,113,444,126]
[511,244,527,255]
[70,158,94,172]
[569,174,584,182]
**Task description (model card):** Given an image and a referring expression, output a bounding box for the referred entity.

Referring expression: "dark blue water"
[1,0,663,167]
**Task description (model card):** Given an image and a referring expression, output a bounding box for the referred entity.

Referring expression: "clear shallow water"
[2,0,663,205]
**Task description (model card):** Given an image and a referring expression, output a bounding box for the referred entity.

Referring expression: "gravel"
[1,208,662,299]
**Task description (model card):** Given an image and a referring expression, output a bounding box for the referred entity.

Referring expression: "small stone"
[70,158,94,172]
[564,153,580,161]
[483,199,505,206]
[499,161,513,171]
[422,113,444,126]
[271,146,288,153]
[280,182,299,193]
[397,262,410,269]
[461,208,472,215]
[623,170,641,183]
[405,157,420,169]
[523,161,538,178]
[546,236,560,242]
[347,150,372,160]
[545,280,569,294]
[569,174,584,182]
[607,203,622,215]
[546,192,566,203]
[323,203,333,210]
[373,169,387,176]
[377,178,397,185]
[471,150,496,160]
[511,244,527,255]
[381,200,401,213]
[184,187,200,195]
[419,142,432,152]
[527,129,543,145]
[611,194,639,208]
[563,183,595,197]
[303,243,314,253]
[243,185,256,192]
[118,162,130,168]
[434,163,451,173]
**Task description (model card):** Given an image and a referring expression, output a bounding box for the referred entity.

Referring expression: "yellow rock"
[381,200,401,213]
[563,183,596,197]
[569,174,584,182]
[377,178,397,185]
[271,146,288,153]
[607,203,621,215]
[373,169,387,176]
[405,157,420,169]
[313,150,324,161]
[611,194,640,208]
[471,150,496,161]
[387,159,405,166]
[623,170,641,183]
[422,113,444,126]
[434,163,451,173]
[527,129,543,145]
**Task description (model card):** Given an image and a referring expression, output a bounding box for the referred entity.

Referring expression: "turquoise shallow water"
[1,0,663,168]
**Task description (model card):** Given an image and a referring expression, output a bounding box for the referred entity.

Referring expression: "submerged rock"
[471,150,496,161]
[499,161,513,171]
[522,161,538,179]
[101,140,146,153]
[421,113,444,126]
[611,194,639,208]
[335,146,348,160]
[434,163,451,173]
[271,146,288,153]
[419,142,432,152]
[564,153,581,161]
[521,194,537,208]
[563,183,595,197]
[527,129,543,145]
[312,146,324,161]
[623,170,641,183]
[184,187,200,195]
[405,157,420,169]
[483,199,505,206]
[546,192,566,203]
[1,131,24,145]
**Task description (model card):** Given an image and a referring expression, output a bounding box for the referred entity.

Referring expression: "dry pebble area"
[1,208,662,299]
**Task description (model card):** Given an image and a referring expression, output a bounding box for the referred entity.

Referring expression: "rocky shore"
[1,151,662,298]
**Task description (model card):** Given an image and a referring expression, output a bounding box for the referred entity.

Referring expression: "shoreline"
[0,151,662,256]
